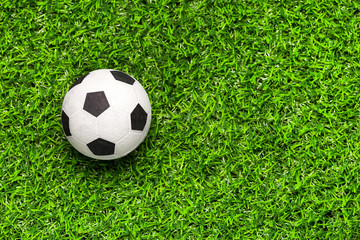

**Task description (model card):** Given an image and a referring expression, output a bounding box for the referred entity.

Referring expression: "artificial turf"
[2,0,360,239]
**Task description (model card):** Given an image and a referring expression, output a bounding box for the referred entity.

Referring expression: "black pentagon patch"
[110,70,135,85]
[69,73,89,90]
[87,138,115,156]
[131,104,148,131]
[61,110,71,136]
[83,91,110,117]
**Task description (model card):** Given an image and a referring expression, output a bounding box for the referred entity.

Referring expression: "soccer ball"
[61,69,151,160]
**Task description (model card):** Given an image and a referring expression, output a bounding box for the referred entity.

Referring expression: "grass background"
[1,0,360,238]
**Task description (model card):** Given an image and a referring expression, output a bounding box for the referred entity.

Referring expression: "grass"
[2,0,360,238]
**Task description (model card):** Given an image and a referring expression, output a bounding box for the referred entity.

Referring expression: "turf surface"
[2,0,360,238]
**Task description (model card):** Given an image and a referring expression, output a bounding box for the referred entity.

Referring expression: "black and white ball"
[61,69,151,160]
